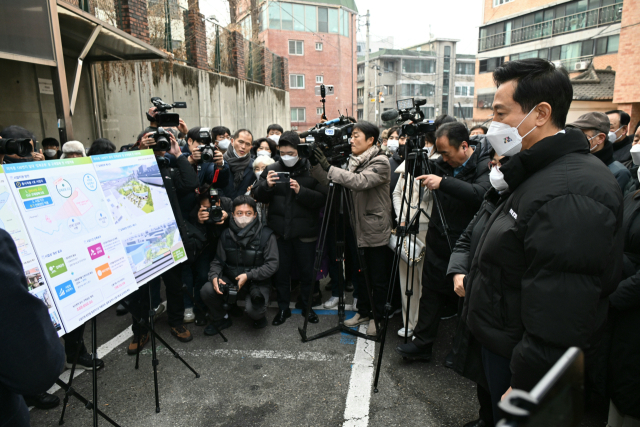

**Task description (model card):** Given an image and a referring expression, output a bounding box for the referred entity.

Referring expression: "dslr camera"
[152,127,172,152]
[219,282,239,310]
[147,97,187,127]
[298,116,354,166]
[197,128,218,163]
[204,187,224,224]
[0,138,33,157]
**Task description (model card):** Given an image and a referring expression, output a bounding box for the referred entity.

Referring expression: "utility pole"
[363,10,370,122]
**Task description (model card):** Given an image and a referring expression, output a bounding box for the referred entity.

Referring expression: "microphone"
[381,109,399,122]
[299,130,311,138]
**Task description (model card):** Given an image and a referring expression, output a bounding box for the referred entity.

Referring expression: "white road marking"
[343,324,375,427]
[144,348,352,362]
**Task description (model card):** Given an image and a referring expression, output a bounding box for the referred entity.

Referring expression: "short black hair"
[0,125,36,144]
[606,110,631,127]
[87,138,116,156]
[198,184,213,203]
[211,126,231,138]
[387,126,401,138]
[470,125,488,134]
[267,124,283,134]
[493,58,572,129]
[436,122,470,150]
[233,129,253,140]
[353,121,380,145]
[42,137,59,147]
[278,131,300,149]
[434,114,456,129]
[251,137,277,157]
[186,126,202,142]
[232,195,257,213]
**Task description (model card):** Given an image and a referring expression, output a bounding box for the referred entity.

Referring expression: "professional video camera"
[204,187,224,224]
[147,97,187,127]
[152,127,172,151]
[298,116,354,165]
[0,138,33,157]
[382,98,436,144]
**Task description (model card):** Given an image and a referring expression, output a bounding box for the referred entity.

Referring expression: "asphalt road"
[29,282,609,427]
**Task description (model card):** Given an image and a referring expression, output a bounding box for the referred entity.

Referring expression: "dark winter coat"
[612,134,633,168]
[465,129,624,391]
[593,140,632,192]
[253,158,326,240]
[607,190,640,417]
[220,159,255,200]
[159,154,199,224]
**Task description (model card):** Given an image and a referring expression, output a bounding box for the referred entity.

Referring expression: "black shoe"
[395,342,432,361]
[272,309,291,326]
[253,317,268,329]
[463,420,486,427]
[66,352,105,370]
[303,309,319,324]
[311,292,322,307]
[115,303,127,316]
[345,281,354,292]
[444,350,454,369]
[440,304,458,320]
[205,318,232,336]
[23,392,60,410]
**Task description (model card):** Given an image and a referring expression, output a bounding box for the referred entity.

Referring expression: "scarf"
[228,215,262,248]
[348,145,379,173]
[224,143,251,187]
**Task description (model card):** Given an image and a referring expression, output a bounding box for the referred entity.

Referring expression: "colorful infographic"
[0,166,65,336]
[4,158,139,333]
[92,150,187,285]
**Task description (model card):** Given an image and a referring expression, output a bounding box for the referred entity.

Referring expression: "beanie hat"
[60,140,86,159]
[278,131,300,149]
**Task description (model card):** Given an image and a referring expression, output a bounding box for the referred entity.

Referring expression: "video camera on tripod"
[147,97,187,127]
[298,116,354,165]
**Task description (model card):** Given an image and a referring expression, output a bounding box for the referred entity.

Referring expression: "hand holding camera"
[213,277,225,295]
[266,170,279,187]
[236,273,248,289]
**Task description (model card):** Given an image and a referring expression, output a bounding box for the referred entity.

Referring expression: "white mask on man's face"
[235,215,253,228]
[489,166,509,192]
[608,127,623,143]
[257,150,271,158]
[387,140,399,152]
[281,155,299,167]
[44,149,57,157]
[269,134,280,144]
[218,139,231,151]
[485,105,539,156]
[630,144,640,165]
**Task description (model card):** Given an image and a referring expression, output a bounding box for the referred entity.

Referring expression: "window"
[402,59,436,74]
[455,62,475,75]
[293,4,305,31]
[305,5,316,32]
[477,94,495,109]
[281,3,293,30]
[399,83,434,97]
[384,61,395,72]
[357,109,363,120]
[341,9,349,37]
[383,85,394,96]
[328,8,339,33]
[454,105,474,119]
[318,7,328,33]
[291,108,306,123]
[289,40,303,55]
[493,0,514,6]
[289,74,305,89]
[420,106,435,119]
[357,64,364,75]
[596,34,619,55]
[455,83,475,97]
[479,57,504,73]
[316,42,323,51]
[269,2,280,29]
[316,107,323,115]
[316,75,323,83]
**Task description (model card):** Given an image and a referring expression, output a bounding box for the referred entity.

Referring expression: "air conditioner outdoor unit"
[574,61,589,71]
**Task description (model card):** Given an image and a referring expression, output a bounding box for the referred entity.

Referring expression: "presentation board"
[0,166,65,336]
[4,158,140,333]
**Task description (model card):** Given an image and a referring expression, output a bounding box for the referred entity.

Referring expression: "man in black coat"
[465,58,623,421]
[0,229,65,427]
[395,122,492,360]
[607,109,634,168]
[253,131,327,326]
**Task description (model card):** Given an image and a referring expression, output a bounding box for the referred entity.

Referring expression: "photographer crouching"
[313,121,392,336]
[201,196,278,331]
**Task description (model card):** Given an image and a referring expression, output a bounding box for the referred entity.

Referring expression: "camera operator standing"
[395,122,491,361]
[253,131,327,326]
[313,121,392,336]
[126,128,198,352]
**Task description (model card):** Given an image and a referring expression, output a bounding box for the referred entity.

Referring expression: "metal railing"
[479,3,623,52]
[552,55,593,71]
[357,74,364,82]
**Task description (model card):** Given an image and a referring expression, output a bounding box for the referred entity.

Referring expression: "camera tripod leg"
[58,334,83,425]
[147,285,160,413]
[134,330,142,369]
[91,318,98,426]
[373,302,394,393]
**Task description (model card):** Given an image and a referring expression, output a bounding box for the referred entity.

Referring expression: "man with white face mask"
[253,131,327,326]
[567,112,631,191]
[266,124,283,145]
[463,58,624,422]
[606,110,633,168]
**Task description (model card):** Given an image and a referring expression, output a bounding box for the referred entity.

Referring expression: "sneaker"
[154,301,167,320]
[170,325,193,342]
[183,308,195,323]
[323,296,339,309]
[344,313,369,327]
[397,327,414,337]
[366,319,377,336]
[127,333,150,355]
[205,318,233,336]
[66,352,105,370]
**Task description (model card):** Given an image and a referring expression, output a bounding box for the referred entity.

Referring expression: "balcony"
[357,74,365,82]
[479,3,622,52]
[357,96,364,104]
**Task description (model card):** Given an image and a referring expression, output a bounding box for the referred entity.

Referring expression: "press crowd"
[2,57,640,427]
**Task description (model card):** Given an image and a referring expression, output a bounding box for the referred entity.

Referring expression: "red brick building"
[237,0,358,131]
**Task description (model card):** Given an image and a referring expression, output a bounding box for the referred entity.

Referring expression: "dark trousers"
[183,247,214,313]
[130,264,185,335]
[327,223,360,298]
[276,238,316,311]
[481,346,512,423]
[201,281,270,322]
[477,383,495,425]
[64,323,87,360]
[356,245,391,322]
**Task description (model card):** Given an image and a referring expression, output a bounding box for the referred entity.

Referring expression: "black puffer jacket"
[607,191,640,417]
[253,158,327,240]
[465,129,624,391]
[612,134,633,168]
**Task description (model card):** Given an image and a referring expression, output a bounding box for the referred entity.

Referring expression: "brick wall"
[232,31,246,80]
[613,0,640,129]
[185,0,208,70]
[116,0,150,43]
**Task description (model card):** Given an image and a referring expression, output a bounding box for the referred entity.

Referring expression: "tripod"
[57,317,121,427]
[121,276,200,413]
[298,181,381,343]
[372,138,454,392]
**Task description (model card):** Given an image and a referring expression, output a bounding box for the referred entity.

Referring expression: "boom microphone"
[381,109,400,122]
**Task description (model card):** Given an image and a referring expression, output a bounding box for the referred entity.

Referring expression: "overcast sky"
[199,0,483,54]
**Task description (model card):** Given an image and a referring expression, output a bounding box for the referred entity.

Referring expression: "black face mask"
[4,156,33,164]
